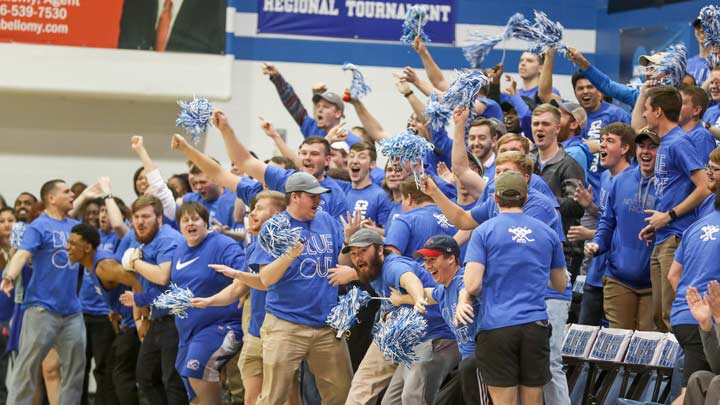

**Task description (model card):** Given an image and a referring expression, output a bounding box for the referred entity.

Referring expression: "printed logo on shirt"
[433,214,452,229]
[298,233,335,279]
[186,359,200,371]
[442,304,472,344]
[353,200,369,220]
[508,227,535,244]
[654,153,668,197]
[51,231,72,269]
[700,224,720,242]
[587,119,603,173]
[176,257,200,270]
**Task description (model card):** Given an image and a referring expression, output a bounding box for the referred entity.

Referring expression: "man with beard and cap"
[114,195,187,404]
[341,228,459,405]
[1,180,85,404]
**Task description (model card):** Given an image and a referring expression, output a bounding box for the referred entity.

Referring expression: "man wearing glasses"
[698,148,720,218]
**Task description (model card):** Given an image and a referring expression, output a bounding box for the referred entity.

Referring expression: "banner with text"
[257,0,455,44]
[0,0,226,54]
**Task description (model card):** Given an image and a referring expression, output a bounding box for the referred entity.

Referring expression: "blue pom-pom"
[9,222,27,249]
[153,283,194,319]
[176,97,214,145]
[442,70,490,111]
[379,129,434,187]
[326,287,372,338]
[400,5,430,44]
[707,53,720,70]
[423,93,451,131]
[700,5,720,49]
[527,10,568,56]
[656,44,687,88]
[258,213,303,259]
[463,13,525,68]
[342,63,372,99]
[373,307,428,365]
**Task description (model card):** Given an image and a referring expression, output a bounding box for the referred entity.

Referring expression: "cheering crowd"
[2,6,720,405]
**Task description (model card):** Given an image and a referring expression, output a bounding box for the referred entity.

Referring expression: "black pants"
[111,327,141,404]
[435,356,490,404]
[136,317,187,405]
[81,314,116,405]
[578,284,604,326]
[673,324,712,386]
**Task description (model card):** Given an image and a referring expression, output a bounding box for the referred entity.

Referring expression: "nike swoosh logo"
[176,257,199,270]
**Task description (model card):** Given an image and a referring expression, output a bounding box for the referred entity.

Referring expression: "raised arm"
[420,175,478,230]
[70,182,102,218]
[401,66,437,97]
[631,84,651,132]
[213,110,269,183]
[450,106,485,198]
[98,177,129,237]
[396,79,426,122]
[567,47,639,108]
[260,117,303,169]
[413,35,449,91]
[348,98,392,141]
[262,62,309,127]
[538,48,562,104]
[130,135,177,219]
[170,133,242,192]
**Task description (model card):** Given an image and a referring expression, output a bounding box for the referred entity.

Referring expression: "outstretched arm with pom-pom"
[170,133,241,193]
[213,110,269,184]
[538,48,563,104]
[258,240,304,287]
[450,106,485,199]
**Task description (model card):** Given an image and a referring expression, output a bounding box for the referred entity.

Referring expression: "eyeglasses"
[705,163,720,174]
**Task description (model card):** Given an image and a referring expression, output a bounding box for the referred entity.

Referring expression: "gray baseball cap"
[551,99,587,129]
[341,229,384,253]
[285,172,330,195]
[312,91,345,113]
[495,171,528,200]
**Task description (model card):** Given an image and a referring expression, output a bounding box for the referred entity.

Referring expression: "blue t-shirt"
[89,251,135,329]
[171,231,245,342]
[115,224,184,318]
[252,211,343,327]
[512,85,561,104]
[477,97,503,121]
[300,115,362,147]
[687,55,709,86]
[182,189,237,228]
[235,176,264,206]
[585,170,615,288]
[336,179,352,194]
[346,183,394,226]
[670,210,720,326]
[19,214,81,315]
[80,270,111,316]
[383,201,403,232]
[423,128,453,174]
[384,205,457,259]
[245,240,267,338]
[593,167,656,289]
[582,101,632,204]
[704,104,720,128]
[431,268,479,359]
[98,230,120,254]
[369,254,453,341]
[686,123,716,165]
[653,127,705,243]
[465,212,566,331]
[370,167,385,185]
[481,173,558,209]
[698,194,717,220]
[264,165,348,219]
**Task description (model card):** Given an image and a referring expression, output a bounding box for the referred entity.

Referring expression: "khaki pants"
[603,277,655,331]
[257,313,352,405]
[650,236,680,332]
[345,342,398,405]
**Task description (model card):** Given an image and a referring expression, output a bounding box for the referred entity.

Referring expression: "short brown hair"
[188,157,221,175]
[131,195,163,218]
[40,179,65,205]
[710,146,720,165]
[175,201,209,225]
[399,175,433,204]
[267,156,297,171]
[495,152,534,176]
[496,134,531,154]
[679,85,710,119]
[468,119,497,139]
[350,141,377,162]
[532,104,562,123]
[601,123,636,162]
[250,190,286,212]
[646,86,682,123]
[301,136,331,156]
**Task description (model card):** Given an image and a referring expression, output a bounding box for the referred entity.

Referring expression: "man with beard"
[67,223,144,404]
[345,142,394,227]
[1,180,85,404]
[342,228,458,405]
[698,147,720,218]
[633,86,709,333]
[209,111,348,219]
[467,119,498,183]
[115,195,187,404]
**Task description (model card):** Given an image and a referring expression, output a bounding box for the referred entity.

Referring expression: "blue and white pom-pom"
[400,5,430,44]
[373,307,428,365]
[526,10,568,56]
[442,70,491,110]
[9,222,27,249]
[423,93,451,131]
[655,44,687,88]
[258,212,303,259]
[700,5,720,49]
[707,53,720,70]
[342,63,372,99]
[153,283,194,319]
[326,287,373,338]
[379,129,434,186]
[176,97,214,145]
[462,13,525,68]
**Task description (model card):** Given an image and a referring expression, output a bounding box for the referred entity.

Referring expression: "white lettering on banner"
[265,0,339,16]
[346,1,450,21]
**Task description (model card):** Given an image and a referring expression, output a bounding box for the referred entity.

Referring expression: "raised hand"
[327,265,359,287]
[687,286,713,331]
[566,47,590,71]
[340,210,363,242]
[212,110,230,132]
[325,122,348,143]
[412,35,427,54]
[452,105,469,126]
[403,66,419,84]
[574,183,593,209]
[130,135,145,152]
[707,280,720,321]
[98,176,112,196]
[502,75,518,96]
[171,133,189,151]
[258,116,278,139]
[261,62,279,77]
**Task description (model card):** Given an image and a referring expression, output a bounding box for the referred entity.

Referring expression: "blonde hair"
[495,152,534,176]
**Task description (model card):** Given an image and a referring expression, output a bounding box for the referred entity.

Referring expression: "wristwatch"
[668,209,678,221]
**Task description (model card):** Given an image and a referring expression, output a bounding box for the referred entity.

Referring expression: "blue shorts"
[175,323,242,400]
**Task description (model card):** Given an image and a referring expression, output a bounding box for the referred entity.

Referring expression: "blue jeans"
[545,299,571,405]
[6,307,86,405]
